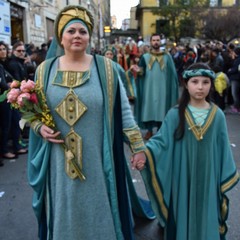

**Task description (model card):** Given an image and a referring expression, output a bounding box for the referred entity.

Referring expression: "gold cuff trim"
[30,120,43,136]
[221,171,239,193]
[123,126,146,153]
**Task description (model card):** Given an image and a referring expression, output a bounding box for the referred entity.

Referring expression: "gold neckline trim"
[148,54,165,70]
[185,104,217,141]
[52,70,90,88]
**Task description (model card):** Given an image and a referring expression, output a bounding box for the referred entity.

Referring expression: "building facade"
[135,0,239,42]
[0,0,110,49]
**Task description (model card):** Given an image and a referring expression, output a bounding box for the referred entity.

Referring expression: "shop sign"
[0,0,11,36]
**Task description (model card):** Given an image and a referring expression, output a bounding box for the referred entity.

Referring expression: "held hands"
[131,151,146,171]
[40,125,64,144]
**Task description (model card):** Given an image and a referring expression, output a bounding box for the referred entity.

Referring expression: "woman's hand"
[39,125,64,144]
[131,151,146,171]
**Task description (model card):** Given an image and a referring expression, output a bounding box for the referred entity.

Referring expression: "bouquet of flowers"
[0,79,85,181]
[1,79,55,129]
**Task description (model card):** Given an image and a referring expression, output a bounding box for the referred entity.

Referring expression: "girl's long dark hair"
[174,62,214,140]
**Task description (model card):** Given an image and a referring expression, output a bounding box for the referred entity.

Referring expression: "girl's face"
[186,76,211,103]
[61,22,90,53]
[0,44,7,60]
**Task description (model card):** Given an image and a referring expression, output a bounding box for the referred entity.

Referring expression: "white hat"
[138,40,144,47]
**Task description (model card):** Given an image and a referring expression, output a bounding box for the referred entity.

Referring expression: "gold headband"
[55,6,94,46]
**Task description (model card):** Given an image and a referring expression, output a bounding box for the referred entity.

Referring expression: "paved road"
[0,113,239,240]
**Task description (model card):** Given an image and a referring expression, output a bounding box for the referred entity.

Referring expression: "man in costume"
[134,33,179,140]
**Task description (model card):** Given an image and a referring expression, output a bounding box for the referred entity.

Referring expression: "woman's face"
[0,44,7,60]
[61,22,90,53]
[105,50,114,60]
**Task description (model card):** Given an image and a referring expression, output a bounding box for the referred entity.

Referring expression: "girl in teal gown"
[132,62,239,240]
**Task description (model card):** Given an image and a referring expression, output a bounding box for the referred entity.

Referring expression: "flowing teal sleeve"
[27,58,56,229]
[218,110,239,192]
[141,108,178,226]
[28,130,51,223]
[216,110,239,236]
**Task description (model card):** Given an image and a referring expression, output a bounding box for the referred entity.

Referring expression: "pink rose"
[10,80,20,88]
[7,88,21,103]
[17,92,31,107]
[20,80,35,93]
[29,92,38,104]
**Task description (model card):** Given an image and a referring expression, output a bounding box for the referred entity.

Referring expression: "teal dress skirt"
[141,104,239,240]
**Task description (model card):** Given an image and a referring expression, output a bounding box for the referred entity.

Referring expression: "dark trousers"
[212,90,226,111]
[0,101,22,154]
[11,108,22,152]
[0,101,11,154]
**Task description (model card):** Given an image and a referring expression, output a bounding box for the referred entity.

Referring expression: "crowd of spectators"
[1,37,240,167]
[0,40,50,166]
[170,40,240,112]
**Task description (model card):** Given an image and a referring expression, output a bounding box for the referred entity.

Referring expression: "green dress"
[141,104,239,240]
[28,55,153,240]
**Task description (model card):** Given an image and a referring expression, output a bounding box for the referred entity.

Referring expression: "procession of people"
[0,3,239,240]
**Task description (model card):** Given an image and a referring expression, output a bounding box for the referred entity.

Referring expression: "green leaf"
[33,103,43,113]
[21,112,36,120]
[0,90,8,103]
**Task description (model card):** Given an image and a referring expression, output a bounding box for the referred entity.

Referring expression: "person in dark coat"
[227,47,240,113]
[0,44,10,166]
[3,41,28,155]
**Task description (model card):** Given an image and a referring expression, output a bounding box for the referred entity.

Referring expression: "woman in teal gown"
[28,5,153,240]
[103,45,137,100]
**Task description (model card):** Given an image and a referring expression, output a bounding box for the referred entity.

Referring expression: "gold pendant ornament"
[64,130,85,180]
[55,90,87,126]
[55,89,88,180]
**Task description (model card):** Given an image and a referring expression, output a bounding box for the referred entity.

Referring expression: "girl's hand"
[131,151,146,171]
[40,125,64,144]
